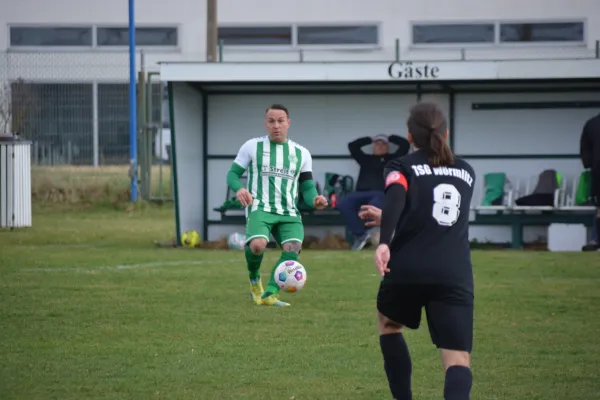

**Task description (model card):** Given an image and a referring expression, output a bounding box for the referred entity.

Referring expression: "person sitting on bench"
[337,134,410,250]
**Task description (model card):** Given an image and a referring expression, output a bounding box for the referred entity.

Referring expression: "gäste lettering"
[388,62,440,80]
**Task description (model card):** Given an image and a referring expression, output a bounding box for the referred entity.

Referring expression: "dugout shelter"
[159,58,600,248]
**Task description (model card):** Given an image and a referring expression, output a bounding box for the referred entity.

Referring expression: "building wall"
[1,0,598,66]
[172,82,204,239]
[1,0,598,167]
[217,0,599,62]
[0,0,206,58]
[454,92,600,155]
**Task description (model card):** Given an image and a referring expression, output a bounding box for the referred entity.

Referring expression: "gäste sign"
[388,61,440,80]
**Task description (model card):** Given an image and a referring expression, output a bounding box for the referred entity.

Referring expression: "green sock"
[262,251,299,299]
[245,246,263,280]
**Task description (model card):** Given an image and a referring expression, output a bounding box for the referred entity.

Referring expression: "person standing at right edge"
[580,112,600,251]
[360,102,476,399]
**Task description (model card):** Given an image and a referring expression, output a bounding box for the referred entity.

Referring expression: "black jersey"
[383,150,476,292]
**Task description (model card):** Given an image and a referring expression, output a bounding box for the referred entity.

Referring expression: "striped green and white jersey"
[233,135,313,217]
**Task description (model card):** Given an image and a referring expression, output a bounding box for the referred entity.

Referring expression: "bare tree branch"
[0,81,10,136]
[0,78,37,137]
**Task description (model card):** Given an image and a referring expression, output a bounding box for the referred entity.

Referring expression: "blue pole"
[128,0,138,201]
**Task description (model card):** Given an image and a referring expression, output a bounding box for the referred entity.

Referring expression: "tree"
[0,78,36,137]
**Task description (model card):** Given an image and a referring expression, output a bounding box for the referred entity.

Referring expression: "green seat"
[575,170,593,205]
[215,176,247,212]
[481,172,506,206]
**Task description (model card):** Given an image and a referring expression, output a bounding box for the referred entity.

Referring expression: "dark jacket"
[580,113,600,172]
[349,135,410,192]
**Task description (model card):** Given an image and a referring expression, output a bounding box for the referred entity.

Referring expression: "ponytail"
[406,102,454,167]
[428,132,454,167]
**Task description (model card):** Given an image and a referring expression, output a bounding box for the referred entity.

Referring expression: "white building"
[2,0,600,244]
[3,0,598,67]
[1,0,598,164]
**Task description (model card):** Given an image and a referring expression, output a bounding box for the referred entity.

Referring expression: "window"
[296,25,378,45]
[9,26,92,47]
[11,83,93,164]
[96,27,178,46]
[217,27,292,45]
[500,22,584,43]
[412,23,495,44]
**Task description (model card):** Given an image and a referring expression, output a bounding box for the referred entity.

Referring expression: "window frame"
[7,23,180,52]
[497,19,587,46]
[7,23,95,51]
[294,22,381,49]
[218,22,381,51]
[409,21,497,48]
[94,24,180,50]
[216,23,295,50]
[409,19,587,48]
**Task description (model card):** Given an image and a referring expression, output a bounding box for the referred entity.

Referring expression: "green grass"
[1,206,600,399]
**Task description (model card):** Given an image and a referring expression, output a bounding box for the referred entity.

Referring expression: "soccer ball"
[228,232,246,250]
[274,260,307,293]
[181,230,201,248]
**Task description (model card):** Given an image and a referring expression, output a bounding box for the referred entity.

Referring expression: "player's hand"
[313,195,328,210]
[358,205,382,227]
[374,244,391,277]
[236,188,253,207]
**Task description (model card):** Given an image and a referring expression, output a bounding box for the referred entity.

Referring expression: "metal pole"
[144,65,153,199]
[395,38,400,61]
[128,0,138,202]
[92,81,99,167]
[206,0,218,62]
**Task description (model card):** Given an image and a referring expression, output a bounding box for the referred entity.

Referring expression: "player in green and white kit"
[226,104,328,307]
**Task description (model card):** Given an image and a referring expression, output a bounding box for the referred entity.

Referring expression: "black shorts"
[377,281,474,352]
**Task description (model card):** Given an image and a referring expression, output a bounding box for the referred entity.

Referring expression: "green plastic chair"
[481,172,506,206]
[575,170,593,205]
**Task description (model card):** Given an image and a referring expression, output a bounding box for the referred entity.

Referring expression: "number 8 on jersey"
[432,183,461,227]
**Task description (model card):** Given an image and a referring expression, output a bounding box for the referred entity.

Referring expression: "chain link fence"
[0,51,165,166]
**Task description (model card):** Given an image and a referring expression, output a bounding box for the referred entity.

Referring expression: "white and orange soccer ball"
[274,260,307,293]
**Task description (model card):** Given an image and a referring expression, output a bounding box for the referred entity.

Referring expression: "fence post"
[137,57,149,200]
[92,81,99,167]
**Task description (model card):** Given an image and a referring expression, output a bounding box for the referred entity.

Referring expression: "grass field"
[1,205,600,400]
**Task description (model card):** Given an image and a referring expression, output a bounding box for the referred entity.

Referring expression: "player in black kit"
[359,102,476,400]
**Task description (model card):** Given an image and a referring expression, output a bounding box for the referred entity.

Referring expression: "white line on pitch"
[21,252,371,273]
[23,259,240,272]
